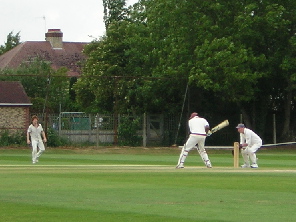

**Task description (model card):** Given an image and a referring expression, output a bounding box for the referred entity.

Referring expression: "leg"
[36,141,46,161]
[241,148,250,167]
[196,136,212,168]
[176,135,197,168]
[31,140,38,164]
[248,144,261,168]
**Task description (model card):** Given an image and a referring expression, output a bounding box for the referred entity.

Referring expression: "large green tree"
[75,0,295,142]
[189,0,296,140]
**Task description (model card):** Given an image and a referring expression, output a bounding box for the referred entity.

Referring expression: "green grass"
[0,147,295,222]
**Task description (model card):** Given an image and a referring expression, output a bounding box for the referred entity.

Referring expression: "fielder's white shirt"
[189,116,209,134]
[27,124,44,141]
[240,128,262,146]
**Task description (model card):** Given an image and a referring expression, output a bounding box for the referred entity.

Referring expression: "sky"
[0,0,139,45]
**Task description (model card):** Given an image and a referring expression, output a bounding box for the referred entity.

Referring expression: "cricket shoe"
[251,164,258,168]
[241,164,250,168]
[176,165,184,169]
[205,160,212,168]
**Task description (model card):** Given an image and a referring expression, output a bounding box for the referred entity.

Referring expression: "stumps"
[233,142,239,168]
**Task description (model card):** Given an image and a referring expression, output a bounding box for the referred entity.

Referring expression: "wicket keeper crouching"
[176,112,212,169]
[236,124,262,168]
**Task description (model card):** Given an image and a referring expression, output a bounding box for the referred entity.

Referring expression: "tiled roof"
[0,81,32,105]
[0,41,88,77]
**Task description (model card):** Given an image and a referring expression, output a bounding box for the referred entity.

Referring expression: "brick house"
[0,81,32,135]
[0,29,88,76]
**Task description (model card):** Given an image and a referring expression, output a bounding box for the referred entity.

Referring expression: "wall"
[0,106,30,134]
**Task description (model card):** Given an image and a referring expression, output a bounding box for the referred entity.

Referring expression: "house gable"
[0,81,32,106]
[0,81,32,134]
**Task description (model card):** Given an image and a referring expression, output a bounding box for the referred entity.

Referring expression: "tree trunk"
[281,87,292,141]
[236,102,252,128]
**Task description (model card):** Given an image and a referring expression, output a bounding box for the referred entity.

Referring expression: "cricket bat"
[208,120,229,135]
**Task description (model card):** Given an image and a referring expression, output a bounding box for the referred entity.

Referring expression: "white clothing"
[27,124,44,141]
[177,116,211,168]
[240,128,262,166]
[240,128,262,147]
[27,124,45,163]
[189,116,209,135]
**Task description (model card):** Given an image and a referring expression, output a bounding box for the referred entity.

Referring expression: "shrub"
[118,116,141,146]
[0,130,26,146]
[46,127,69,147]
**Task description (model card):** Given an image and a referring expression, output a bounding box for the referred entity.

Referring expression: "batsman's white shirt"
[27,124,44,141]
[240,128,262,147]
[189,116,209,134]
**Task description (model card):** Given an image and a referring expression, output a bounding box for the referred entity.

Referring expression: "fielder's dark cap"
[236,123,245,128]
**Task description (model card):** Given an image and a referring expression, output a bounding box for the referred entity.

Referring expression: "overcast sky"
[0,0,138,45]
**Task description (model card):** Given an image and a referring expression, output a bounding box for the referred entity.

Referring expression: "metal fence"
[36,112,180,146]
[22,111,296,147]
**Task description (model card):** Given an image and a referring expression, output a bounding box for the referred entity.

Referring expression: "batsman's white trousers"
[31,139,45,161]
[241,143,261,165]
[177,134,211,167]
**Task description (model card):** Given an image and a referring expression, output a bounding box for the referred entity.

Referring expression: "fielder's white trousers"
[177,134,211,167]
[31,139,45,162]
[241,143,261,165]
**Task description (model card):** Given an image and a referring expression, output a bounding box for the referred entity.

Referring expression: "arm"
[42,131,47,143]
[240,134,247,147]
[27,132,31,144]
[205,125,210,134]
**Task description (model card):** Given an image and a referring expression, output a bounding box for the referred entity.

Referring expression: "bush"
[118,116,141,146]
[0,130,26,146]
[46,127,69,147]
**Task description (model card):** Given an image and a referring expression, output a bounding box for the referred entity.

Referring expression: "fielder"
[27,115,47,164]
[236,123,262,168]
[176,112,212,169]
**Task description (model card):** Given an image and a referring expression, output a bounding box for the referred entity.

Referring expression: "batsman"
[176,112,212,168]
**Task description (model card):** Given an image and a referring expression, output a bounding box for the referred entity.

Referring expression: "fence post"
[96,115,99,148]
[143,113,147,147]
[273,114,276,144]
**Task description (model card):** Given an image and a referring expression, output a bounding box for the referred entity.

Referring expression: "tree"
[0,58,70,113]
[74,0,295,142]
[187,0,295,140]
[103,0,128,29]
[0,31,21,55]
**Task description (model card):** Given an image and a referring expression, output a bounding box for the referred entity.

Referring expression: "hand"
[43,138,47,143]
[206,130,212,136]
[27,140,31,145]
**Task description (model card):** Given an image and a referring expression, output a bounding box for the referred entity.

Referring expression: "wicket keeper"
[236,123,262,168]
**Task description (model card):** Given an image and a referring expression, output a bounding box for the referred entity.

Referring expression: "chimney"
[45,29,63,49]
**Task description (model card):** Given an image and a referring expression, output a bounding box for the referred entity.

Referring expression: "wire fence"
[35,112,183,146]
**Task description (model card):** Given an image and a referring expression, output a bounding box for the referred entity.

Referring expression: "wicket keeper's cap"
[189,112,198,119]
[236,123,245,128]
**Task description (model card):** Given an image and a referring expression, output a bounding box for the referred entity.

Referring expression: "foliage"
[0,130,26,146]
[46,127,69,147]
[0,31,21,55]
[103,0,128,29]
[0,58,74,113]
[118,116,141,146]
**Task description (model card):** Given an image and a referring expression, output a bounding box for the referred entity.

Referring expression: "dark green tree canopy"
[74,0,295,141]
